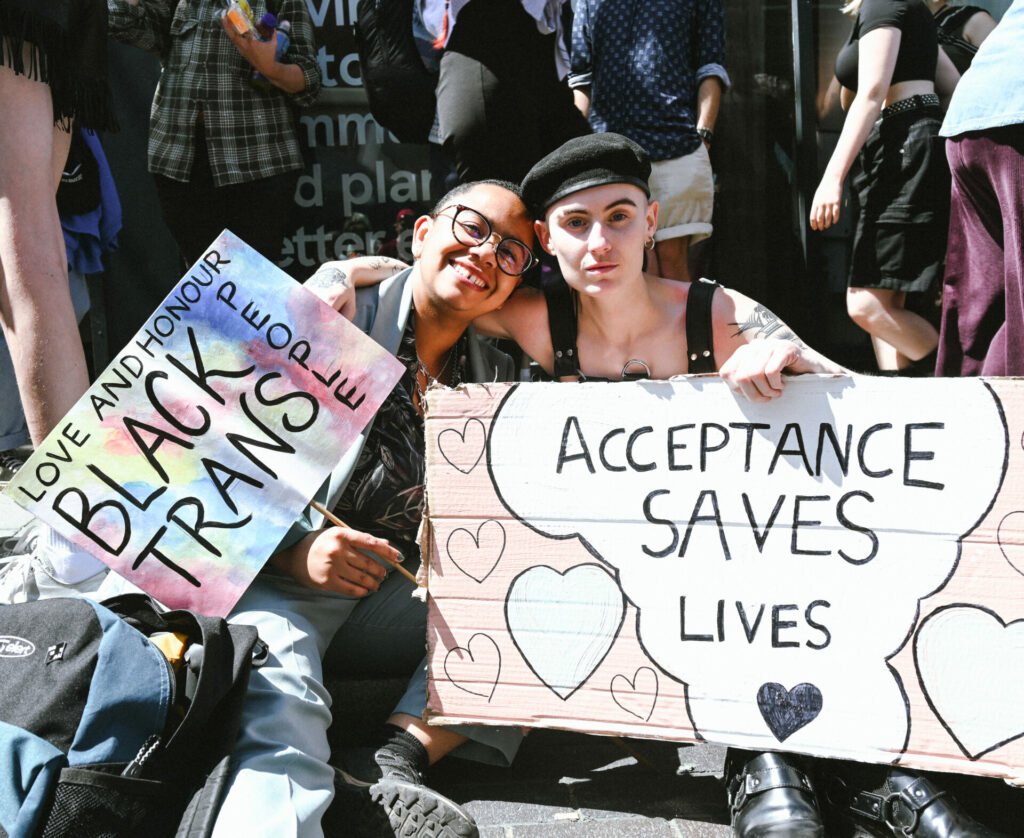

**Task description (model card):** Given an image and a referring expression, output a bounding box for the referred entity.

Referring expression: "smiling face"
[538,183,658,297]
[411,183,535,320]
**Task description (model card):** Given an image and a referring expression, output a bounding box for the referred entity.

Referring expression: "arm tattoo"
[366,258,408,276]
[730,305,807,347]
[306,267,351,290]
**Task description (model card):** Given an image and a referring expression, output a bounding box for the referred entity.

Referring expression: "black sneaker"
[337,744,422,785]
[324,768,393,838]
[370,776,479,838]
[0,449,26,487]
[327,748,479,838]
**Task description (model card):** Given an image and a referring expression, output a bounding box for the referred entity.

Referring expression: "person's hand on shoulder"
[270,526,402,596]
[304,257,410,320]
[304,262,357,319]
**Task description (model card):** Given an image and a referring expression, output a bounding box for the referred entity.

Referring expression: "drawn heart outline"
[437,418,487,474]
[756,682,823,742]
[446,519,506,583]
[610,666,659,722]
[997,511,1024,577]
[443,633,502,701]
[915,603,1024,759]
[505,563,626,701]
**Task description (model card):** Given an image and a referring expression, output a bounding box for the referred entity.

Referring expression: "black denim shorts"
[849,97,950,293]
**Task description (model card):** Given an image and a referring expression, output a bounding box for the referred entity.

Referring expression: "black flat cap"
[521,132,651,216]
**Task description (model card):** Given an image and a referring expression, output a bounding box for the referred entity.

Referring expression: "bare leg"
[846,286,938,371]
[387,712,468,765]
[653,235,691,283]
[869,335,909,371]
[0,55,88,445]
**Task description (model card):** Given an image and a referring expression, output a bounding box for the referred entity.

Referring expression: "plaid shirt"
[108,0,321,185]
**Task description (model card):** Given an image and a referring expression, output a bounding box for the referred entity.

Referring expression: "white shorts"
[649,143,714,245]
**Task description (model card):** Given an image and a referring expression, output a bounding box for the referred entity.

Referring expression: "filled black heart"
[756,682,823,742]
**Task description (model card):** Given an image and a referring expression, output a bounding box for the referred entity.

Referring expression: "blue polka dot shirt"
[570,0,730,161]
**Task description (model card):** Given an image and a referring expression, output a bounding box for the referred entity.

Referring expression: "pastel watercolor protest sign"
[5,232,403,616]
[422,377,1024,779]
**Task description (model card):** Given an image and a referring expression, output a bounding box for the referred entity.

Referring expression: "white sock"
[40,526,108,584]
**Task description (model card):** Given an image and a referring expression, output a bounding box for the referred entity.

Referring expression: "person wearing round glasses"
[212,179,535,838]
[441,204,537,277]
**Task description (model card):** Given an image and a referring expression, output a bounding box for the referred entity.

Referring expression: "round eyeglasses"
[437,204,536,276]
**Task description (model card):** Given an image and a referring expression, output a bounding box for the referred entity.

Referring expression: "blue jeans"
[214,566,522,838]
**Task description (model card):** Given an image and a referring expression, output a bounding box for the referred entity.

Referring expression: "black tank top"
[934,4,984,75]
[834,0,938,92]
[542,276,720,381]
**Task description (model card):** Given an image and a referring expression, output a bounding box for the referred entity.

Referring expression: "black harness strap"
[685,277,719,374]
[543,276,581,378]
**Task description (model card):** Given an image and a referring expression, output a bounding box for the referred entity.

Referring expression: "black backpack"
[354,0,439,144]
[0,594,264,838]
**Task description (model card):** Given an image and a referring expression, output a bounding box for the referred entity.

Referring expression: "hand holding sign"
[273,520,390,596]
[309,500,420,588]
[5,233,404,616]
[719,339,845,403]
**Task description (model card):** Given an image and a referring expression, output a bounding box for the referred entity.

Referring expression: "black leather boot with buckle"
[726,750,825,837]
[824,765,1009,837]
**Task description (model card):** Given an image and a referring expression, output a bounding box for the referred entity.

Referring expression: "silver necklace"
[414,347,453,408]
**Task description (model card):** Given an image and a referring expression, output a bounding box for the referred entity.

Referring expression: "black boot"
[824,765,1009,837]
[726,750,824,837]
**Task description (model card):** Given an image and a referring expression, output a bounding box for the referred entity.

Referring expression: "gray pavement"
[328,677,732,837]
[428,730,732,837]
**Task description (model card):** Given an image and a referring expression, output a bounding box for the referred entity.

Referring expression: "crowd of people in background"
[1,1,1023,837]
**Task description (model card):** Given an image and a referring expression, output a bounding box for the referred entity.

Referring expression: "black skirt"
[849,95,949,294]
[0,0,117,131]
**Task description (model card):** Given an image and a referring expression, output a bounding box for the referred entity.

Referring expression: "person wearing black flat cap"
[326,132,1011,838]
[490,131,840,838]
[464,132,843,398]
[511,132,1007,838]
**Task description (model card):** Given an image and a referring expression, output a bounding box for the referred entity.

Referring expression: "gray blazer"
[275,266,517,554]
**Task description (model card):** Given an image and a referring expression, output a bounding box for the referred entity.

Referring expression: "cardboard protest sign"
[423,377,1024,779]
[6,232,403,616]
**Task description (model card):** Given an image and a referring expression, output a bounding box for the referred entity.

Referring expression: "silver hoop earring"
[645,237,655,250]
